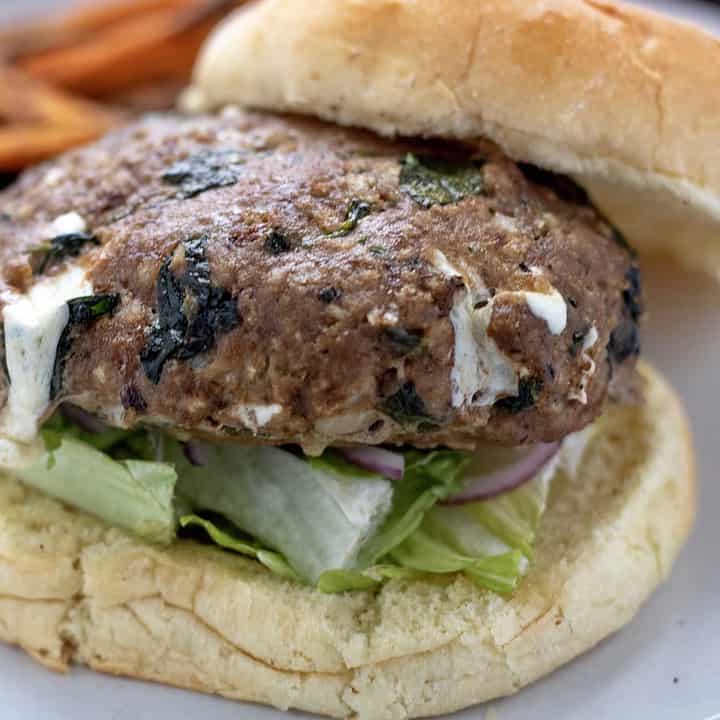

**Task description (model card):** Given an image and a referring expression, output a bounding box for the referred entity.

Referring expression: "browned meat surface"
[0,111,641,453]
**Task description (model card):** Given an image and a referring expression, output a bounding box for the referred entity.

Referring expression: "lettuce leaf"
[173,444,394,583]
[3,411,558,596]
[180,514,300,581]
[390,459,557,593]
[15,432,177,543]
[318,564,425,593]
[355,449,470,566]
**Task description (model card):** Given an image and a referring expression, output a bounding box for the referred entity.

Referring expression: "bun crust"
[0,363,695,718]
[189,0,720,277]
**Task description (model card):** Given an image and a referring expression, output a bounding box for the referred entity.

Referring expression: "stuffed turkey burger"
[0,0,705,717]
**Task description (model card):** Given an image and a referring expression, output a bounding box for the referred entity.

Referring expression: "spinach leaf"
[328,200,371,237]
[264,230,292,255]
[162,149,245,198]
[608,264,642,364]
[383,327,422,356]
[50,294,120,400]
[33,232,99,274]
[382,382,431,425]
[141,236,241,384]
[569,329,588,357]
[494,377,544,414]
[399,153,485,208]
[318,287,341,303]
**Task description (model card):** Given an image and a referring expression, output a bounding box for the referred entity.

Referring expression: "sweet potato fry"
[0,67,122,171]
[0,0,245,171]
[0,0,197,60]
[0,124,111,171]
[17,0,243,97]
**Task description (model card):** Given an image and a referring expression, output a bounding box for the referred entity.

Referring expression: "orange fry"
[0,0,198,60]
[17,0,243,97]
[0,67,122,171]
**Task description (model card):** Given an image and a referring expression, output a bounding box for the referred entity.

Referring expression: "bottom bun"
[0,362,694,719]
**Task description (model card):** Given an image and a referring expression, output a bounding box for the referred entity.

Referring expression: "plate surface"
[1,1,719,719]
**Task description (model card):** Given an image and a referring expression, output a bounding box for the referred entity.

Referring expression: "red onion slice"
[338,446,405,481]
[441,442,561,505]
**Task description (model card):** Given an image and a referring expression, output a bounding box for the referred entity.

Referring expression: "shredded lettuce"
[172,444,394,583]
[2,413,559,595]
[180,514,300,581]
[357,449,470,565]
[390,459,556,593]
[15,432,177,544]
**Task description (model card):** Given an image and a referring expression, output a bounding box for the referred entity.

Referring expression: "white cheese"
[504,267,567,335]
[449,293,518,407]
[516,288,567,335]
[232,403,283,432]
[432,250,517,408]
[1,267,92,443]
[50,212,87,236]
[569,325,599,404]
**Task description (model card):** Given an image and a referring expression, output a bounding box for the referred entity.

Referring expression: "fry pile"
[0,0,244,172]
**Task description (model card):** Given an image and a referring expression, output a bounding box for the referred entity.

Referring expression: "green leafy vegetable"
[50,294,120,399]
[162,149,245,198]
[383,327,423,356]
[318,286,342,303]
[15,433,177,543]
[43,409,157,459]
[381,382,433,426]
[140,236,240,383]
[329,199,371,237]
[391,530,524,594]
[390,465,554,593]
[317,564,425,594]
[317,569,379,593]
[399,153,485,208]
[357,449,470,565]
[180,514,299,581]
[264,230,292,255]
[609,265,642,364]
[494,376,544,414]
[32,232,99,274]
[173,444,394,583]
[3,405,557,596]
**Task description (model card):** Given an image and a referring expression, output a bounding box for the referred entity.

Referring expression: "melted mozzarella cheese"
[1,267,92,443]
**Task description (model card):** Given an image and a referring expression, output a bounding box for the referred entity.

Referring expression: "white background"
[0,1,719,718]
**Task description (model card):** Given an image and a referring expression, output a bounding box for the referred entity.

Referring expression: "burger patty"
[0,111,641,453]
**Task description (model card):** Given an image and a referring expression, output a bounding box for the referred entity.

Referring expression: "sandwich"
[0,0,707,716]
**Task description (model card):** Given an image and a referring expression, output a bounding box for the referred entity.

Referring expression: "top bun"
[187,0,720,278]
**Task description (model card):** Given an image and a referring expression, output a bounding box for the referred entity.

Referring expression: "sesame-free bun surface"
[189,0,720,278]
[0,363,695,718]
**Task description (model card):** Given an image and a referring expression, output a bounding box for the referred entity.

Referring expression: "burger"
[0,0,706,717]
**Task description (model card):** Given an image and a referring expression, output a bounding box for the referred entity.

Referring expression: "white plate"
[2,1,719,718]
